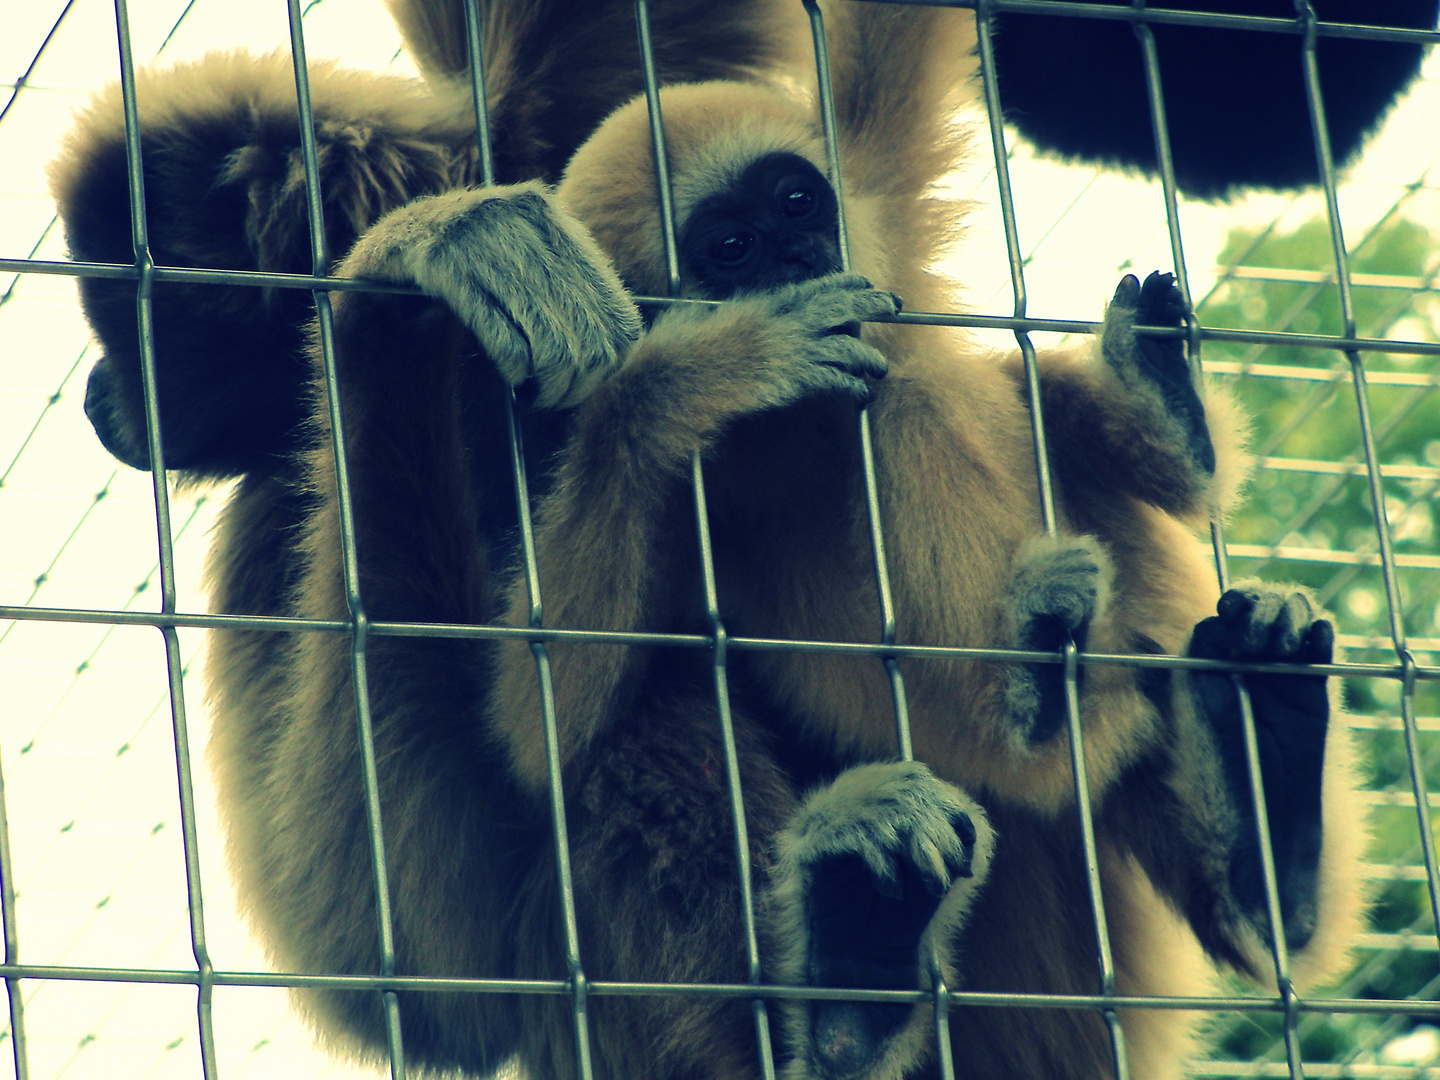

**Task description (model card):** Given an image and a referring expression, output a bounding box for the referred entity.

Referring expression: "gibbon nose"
[778,234,831,283]
[780,233,817,263]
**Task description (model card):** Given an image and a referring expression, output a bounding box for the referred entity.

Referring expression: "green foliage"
[1194,213,1440,1070]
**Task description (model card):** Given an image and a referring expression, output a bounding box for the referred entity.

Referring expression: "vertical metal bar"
[1128,10,1232,592]
[1397,657,1439,944]
[1131,10,1303,1075]
[971,1,1054,537]
[282,4,406,1075]
[691,454,778,1078]
[110,2,218,1076]
[0,755,28,1080]
[805,1,956,1071]
[1237,670,1304,1078]
[632,3,776,1075]
[1292,0,1440,954]
[460,0,496,188]
[802,0,913,762]
[505,392,595,1080]
[459,5,595,1075]
[975,4,1127,1078]
[634,2,682,301]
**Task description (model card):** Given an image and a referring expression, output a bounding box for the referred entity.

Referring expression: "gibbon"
[48,2,1368,1079]
[990,0,1439,199]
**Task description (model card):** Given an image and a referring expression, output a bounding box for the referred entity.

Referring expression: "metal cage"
[1,1,1438,1078]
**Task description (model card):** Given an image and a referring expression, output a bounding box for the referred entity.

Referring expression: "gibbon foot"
[772,763,993,1080]
[742,273,897,407]
[341,184,642,407]
[1001,535,1112,744]
[1188,585,1333,948]
[1105,270,1215,474]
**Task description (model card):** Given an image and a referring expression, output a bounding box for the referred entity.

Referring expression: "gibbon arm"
[1008,272,1243,527]
[1103,587,1367,987]
[825,0,977,205]
[822,0,979,305]
[488,274,898,789]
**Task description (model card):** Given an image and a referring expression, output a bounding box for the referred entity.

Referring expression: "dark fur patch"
[1127,271,1214,475]
[1019,610,1087,744]
[1132,632,1172,717]
[1189,591,1332,949]
[991,1,1434,198]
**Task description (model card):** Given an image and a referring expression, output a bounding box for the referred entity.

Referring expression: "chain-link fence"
[1,1,1438,1078]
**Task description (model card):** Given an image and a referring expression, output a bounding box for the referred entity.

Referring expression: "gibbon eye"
[712,230,757,266]
[781,185,817,218]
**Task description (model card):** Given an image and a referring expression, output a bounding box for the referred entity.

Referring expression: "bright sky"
[0,3,1436,1079]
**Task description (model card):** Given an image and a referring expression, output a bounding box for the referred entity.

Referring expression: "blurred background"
[1,1,1437,1077]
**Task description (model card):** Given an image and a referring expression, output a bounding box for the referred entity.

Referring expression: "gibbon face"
[679,151,841,297]
[556,80,842,298]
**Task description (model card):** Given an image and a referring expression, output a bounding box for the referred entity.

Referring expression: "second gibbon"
[48,2,1367,1078]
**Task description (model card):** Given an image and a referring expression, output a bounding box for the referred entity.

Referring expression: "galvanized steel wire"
[0,2,1437,1078]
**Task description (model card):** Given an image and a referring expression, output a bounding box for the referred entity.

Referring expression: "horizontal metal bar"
[1205,362,1440,387]
[2,604,1434,679]
[0,605,353,634]
[1221,266,1440,292]
[1195,333,1440,361]
[1354,934,1440,952]
[1192,1066,1440,1079]
[3,962,1440,1016]
[1347,714,1440,731]
[0,257,418,295]
[1,79,97,94]
[1360,863,1440,882]
[869,0,1440,45]
[1364,791,1440,809]
[1258,458,1440,482]
[5,256,1439,358]
[1227,545,1440,571]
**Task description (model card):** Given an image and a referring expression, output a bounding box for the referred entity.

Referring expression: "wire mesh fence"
[0,1,1437,1078]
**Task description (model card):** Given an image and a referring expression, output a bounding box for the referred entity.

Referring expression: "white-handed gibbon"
[48,2,1368,1079]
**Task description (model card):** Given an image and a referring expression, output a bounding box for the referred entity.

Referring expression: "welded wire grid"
[0,0,1437,1078]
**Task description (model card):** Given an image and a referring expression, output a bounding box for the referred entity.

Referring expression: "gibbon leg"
[1102,585,1365,985]
[511,685,804,1080]
[1186,585,1334,952]
[289,289,784,1080]
[768,763,994,1080]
